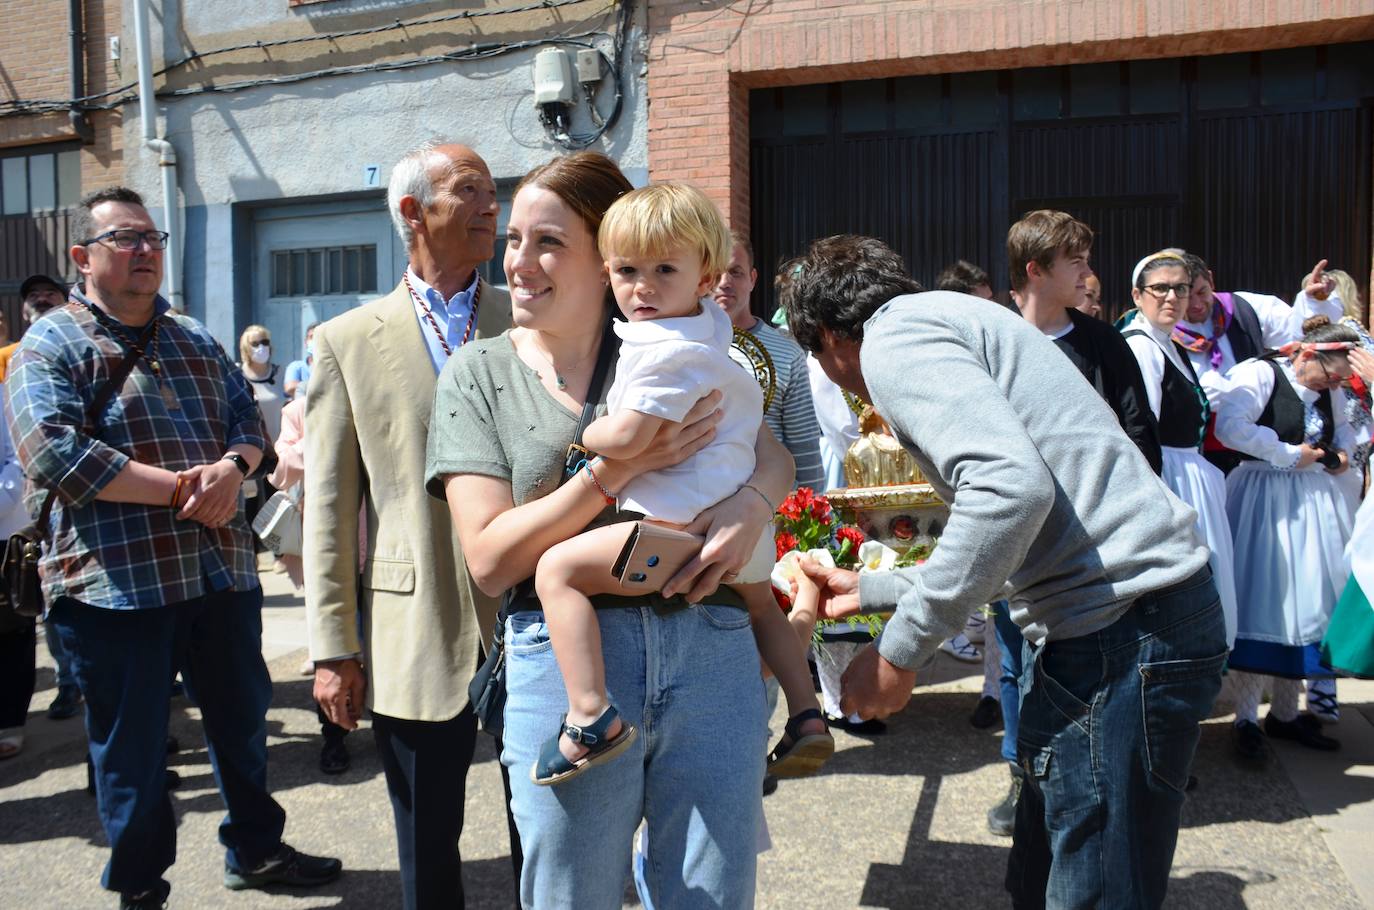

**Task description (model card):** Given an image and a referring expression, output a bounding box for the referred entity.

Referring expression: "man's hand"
[839,644,917,720]
[1304,259,1334,301]
[797,557,861,620]
[178,460,242,528]
[314,658,366,731]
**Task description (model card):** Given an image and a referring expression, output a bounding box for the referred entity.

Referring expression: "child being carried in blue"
[531,182,834,786]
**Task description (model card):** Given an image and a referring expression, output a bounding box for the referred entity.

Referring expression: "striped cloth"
[748,319,825,492]
[6,293,268,610]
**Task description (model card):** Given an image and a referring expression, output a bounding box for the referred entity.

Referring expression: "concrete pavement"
[2,566,1372,908]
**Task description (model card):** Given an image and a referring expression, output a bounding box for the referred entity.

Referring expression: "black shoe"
[825,713,888,736]
[987,764,1023,837]
[970,695,1001,729]
[224,844,342,891]
[762,773,778,797]
[165,769,181,790]
[1264,713,1340,752]
[319,739,350,775]
[1232,720,1268,764]
[165,735,180,755]
[47,684,83,720]
[118,882,169,909]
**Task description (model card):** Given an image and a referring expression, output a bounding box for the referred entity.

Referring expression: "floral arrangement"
[769,487,909,640]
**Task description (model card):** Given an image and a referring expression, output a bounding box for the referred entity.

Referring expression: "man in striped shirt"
[714,233,825,491]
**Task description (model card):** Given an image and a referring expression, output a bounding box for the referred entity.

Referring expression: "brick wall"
[0,0,123,187]
[647,0,1374,232]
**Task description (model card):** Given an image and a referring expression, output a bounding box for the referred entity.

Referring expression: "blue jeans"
[44,619,77,689]
[48,586,286,897]
[992,601,1024,764]
[1005,567,1227,909]
[503,603,767,909]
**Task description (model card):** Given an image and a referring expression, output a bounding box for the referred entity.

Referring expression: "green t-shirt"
[424,331,743,611]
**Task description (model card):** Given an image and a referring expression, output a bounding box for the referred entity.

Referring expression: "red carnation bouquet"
[771,488,883,639]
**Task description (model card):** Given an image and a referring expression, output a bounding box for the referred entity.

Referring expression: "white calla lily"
[770,548,836,595]
[858,540,898,573]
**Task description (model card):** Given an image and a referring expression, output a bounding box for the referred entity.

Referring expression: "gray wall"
[123,0,648,348]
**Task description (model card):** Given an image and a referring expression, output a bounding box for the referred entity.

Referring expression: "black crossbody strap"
[34,316,160,535]
[506,315,620,618]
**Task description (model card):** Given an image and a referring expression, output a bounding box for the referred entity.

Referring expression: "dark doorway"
[749,43,1374,324]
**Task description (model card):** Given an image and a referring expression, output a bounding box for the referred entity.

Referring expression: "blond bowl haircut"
[598,182,732,279]
[239,323,271,363]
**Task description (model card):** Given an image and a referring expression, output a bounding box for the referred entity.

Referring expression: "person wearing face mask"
[239,325,284,537]
[1215,315,1360,758]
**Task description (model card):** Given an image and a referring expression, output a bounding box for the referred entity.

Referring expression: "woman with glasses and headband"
[238,325,285,540]
[1123,252,1239,649]
[1215,315,1360,756]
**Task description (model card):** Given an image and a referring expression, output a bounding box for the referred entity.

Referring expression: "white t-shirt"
[609,301,763,524]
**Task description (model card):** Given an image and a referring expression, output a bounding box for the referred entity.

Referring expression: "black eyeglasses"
[1141,282,1191,300]
[80,229,170,251]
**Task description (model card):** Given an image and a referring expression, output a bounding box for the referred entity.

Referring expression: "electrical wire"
[0,0,615,115]
[543,0,631,150]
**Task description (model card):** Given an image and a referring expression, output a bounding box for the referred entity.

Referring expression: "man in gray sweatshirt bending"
[784,235,1227,910]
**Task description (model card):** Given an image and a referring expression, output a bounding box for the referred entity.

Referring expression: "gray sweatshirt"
[856,292,1208,671]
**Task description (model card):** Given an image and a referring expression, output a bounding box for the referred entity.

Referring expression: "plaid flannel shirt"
[5,294,269,609]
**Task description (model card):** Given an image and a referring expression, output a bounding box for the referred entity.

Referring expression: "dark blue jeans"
[49,586,285,897]
[992,600,1025,764]
[1005,567,1227,910]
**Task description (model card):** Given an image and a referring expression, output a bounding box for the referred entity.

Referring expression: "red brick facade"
[647,0,1374,233]
[0,0,124,188]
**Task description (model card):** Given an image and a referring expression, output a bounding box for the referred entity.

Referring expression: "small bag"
[468,318,618,738]
[2,318,157,618]
[2,510,50,619]
[252,490,302,556]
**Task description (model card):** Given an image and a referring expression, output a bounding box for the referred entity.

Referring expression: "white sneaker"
[964,612,987,645]
[939,634,980,663]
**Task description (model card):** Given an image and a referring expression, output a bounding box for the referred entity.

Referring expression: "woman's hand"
[798,557,862,620]
[1326,449,1350,476]
[1349,348,1374,385]
[663,482,770,602]
[596,390,723,493]
[1295,444,1323,469]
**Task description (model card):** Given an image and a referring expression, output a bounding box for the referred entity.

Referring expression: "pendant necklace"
[86,304,179,409]
[530,339,596,391]
[403,272,482,358]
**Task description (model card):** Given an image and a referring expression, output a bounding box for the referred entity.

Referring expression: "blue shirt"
[405,268,479,376]
[285,358,311,399]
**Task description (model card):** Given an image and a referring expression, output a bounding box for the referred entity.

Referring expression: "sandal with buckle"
[767,708,834,778]
[531,705,637,787]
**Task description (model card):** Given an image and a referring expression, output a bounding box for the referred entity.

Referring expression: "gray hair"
[387,140,450,249]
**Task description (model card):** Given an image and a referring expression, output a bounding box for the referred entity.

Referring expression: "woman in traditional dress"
[1123,252,1239,647]
[1216,316,1359,757]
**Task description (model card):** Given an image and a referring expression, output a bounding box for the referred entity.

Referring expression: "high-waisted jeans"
[502,603,767,909]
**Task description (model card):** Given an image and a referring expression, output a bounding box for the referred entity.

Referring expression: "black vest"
[1124,330,1208,450]
[1239,358,1335,459]
[1224,294,1264,364]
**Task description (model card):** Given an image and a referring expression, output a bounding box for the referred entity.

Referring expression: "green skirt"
[1321,575,1374,678]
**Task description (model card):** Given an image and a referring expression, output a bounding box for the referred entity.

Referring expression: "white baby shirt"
[608,301,764,524]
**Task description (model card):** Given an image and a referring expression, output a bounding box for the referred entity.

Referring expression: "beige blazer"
[304,279,509,721]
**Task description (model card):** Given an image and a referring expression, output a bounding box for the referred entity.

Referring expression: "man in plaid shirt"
[6,187,341,910]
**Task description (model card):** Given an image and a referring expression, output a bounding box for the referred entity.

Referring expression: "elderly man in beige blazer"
[305,141,510,910]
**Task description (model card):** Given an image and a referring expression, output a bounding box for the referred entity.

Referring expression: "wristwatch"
[221,452,250,476]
